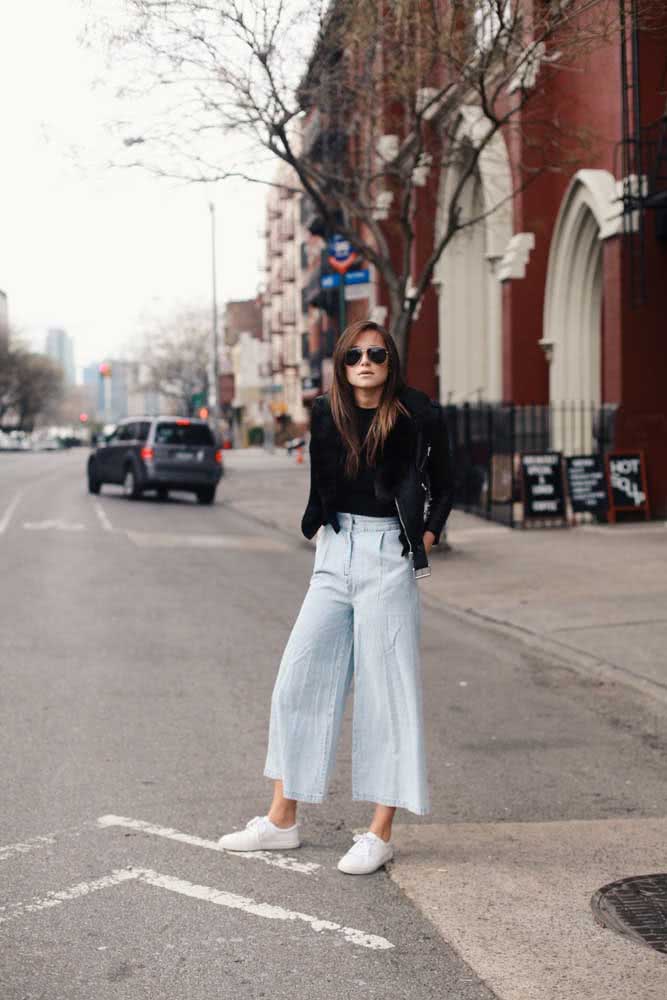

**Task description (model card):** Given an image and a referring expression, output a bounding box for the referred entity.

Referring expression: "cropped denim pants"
[263,511,430,815]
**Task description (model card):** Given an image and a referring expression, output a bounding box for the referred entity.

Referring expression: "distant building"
[224,298,262,347]
[223,298,265,442]
[83,359,173,424]
[45,328,76,385]
[82,362,105,416]
[262,168,308,426]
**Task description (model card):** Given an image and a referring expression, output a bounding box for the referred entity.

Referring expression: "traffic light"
[99,362,112,377]
[79,413,89,423]
[198,406,209,420]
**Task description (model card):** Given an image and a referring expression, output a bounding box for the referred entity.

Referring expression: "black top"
[334,405,397,517]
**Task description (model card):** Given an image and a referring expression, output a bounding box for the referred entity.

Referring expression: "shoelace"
[351,832,386,854]
[246,815,267,830]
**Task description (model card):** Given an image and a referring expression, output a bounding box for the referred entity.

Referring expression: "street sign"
[520,451,566,522]
[320,273,341,289]
[344,283,370,301]
[565,455,608,515]
[320,268,369,290]
[327,233,358,275]
[327,234,353,261]
[344,268,370,285]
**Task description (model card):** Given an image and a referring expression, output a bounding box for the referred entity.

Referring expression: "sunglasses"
[344,346,388,367]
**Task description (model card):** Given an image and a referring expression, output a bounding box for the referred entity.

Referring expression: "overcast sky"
[0,1,265,377]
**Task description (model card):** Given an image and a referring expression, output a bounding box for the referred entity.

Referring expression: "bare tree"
[95,0,661,365]
[0,341,65,430]
[138,308,211,415]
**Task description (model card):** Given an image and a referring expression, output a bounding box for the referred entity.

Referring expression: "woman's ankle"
[268,810,297,829]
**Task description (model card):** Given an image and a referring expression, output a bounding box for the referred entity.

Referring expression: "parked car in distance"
[87,416,223,504]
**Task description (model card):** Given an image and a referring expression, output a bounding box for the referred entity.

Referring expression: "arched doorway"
[543,169,619,450]
[435,107,512,403]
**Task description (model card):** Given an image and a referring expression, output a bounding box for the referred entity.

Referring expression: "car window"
[155,422,214,446]
[117,424,135,442]
[137,422,151,442]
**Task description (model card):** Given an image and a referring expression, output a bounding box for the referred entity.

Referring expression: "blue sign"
[344,268,370,285]
[327,234,354,262]
[320,268,370,290]
[320,273,341,289]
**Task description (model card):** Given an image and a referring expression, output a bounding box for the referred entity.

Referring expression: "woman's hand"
[423,530,436,556]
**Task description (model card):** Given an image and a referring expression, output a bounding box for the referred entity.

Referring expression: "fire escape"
[618,0,667,307]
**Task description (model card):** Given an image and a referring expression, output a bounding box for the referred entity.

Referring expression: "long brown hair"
[329,320,408,478]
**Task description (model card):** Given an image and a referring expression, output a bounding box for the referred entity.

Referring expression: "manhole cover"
[591,873,667,953]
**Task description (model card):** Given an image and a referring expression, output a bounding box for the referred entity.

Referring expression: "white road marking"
[126,531,290,551]
[0,869,139,925]
[131,868,394,950]
[97,814,320,875]
[93,501,113,532]
[0,866,394,949]
[23,519,85,532]
[0,833,56,862]
[0,491,22,534]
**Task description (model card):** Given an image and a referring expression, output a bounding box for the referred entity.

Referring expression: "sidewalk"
[224,449,667,998]
[223,448,667,703]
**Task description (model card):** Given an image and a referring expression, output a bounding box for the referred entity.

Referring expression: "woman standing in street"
[219,320,455,874]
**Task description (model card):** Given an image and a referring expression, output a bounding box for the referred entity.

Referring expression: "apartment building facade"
[263,2,667,511]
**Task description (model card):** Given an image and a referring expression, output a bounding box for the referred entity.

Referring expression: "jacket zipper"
[394,496,413,556]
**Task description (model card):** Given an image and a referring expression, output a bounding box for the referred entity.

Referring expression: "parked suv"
[87,417,223,504]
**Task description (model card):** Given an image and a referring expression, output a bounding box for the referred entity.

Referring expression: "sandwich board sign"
[606,452,650,522]
[520,452,566,524]
[565,455,609,516]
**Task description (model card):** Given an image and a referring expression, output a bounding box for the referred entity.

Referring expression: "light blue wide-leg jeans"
[263,511,430,816]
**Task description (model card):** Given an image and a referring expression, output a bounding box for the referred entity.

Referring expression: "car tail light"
[177,419,190,426]
[215,449,223,464]
[141,447,154,460]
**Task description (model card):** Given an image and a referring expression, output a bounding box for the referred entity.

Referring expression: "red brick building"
[295,2,667,515]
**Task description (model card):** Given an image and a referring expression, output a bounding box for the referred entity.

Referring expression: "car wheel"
[88,464,101,495]
[196,486,216,505]
[156,487,169,501]
[123,464,141,500]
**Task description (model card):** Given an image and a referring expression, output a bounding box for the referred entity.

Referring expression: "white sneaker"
[337,831,394,874]
[218,815,300,851]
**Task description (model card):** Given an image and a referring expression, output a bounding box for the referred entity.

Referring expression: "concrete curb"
[418,590,667,710]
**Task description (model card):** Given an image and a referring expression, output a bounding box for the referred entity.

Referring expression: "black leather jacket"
[301,385,455,577]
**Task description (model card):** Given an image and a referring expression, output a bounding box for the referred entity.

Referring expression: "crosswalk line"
[97,814,320,875]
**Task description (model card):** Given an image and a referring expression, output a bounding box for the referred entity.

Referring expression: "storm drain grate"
[591,873,667,954]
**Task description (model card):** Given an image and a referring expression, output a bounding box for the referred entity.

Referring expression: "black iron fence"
[445,402,618,526]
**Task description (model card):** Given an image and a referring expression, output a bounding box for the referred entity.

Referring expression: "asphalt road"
[2,450,666,999]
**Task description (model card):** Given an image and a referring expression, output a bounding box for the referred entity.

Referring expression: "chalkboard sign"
[565,455,609,515]
[606,451,650,522]
[520,452,566,522]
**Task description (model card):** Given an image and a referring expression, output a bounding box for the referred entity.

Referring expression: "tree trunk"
[389,309,413,377]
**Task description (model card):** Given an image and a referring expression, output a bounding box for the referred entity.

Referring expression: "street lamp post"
[209,201,220,421]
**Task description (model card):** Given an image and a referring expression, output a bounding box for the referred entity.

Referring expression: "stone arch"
[434,107,513,403]
[543,169,619,405]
